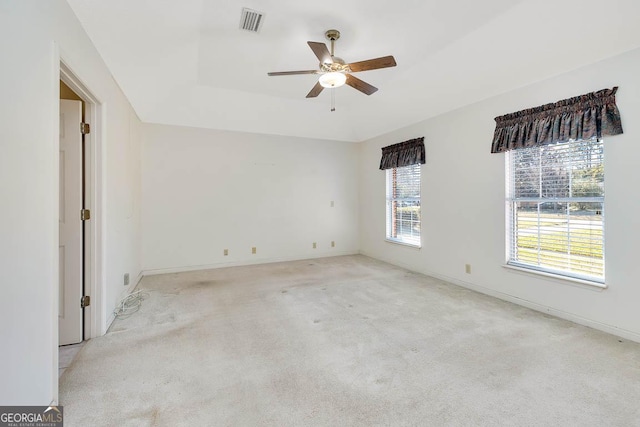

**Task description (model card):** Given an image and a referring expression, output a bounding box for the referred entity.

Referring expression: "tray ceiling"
[67,0,640,142]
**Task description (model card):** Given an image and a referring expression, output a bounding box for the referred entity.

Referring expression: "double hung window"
[506,138,604,282]
[386,164,421,247]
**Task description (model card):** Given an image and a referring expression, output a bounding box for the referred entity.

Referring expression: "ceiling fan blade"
[348,56,397,73]
[346,74,378,95]
[267,70,319,76]
[308,41,333,64]
[306,81,324,98]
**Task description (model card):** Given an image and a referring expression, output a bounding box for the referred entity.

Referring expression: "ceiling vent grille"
[239,8,265,33]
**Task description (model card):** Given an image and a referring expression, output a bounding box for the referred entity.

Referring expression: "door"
[59,99,83,345]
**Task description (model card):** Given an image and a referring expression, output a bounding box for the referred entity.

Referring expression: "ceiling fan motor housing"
[321,60,350,73]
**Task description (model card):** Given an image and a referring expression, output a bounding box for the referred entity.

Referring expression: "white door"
[59,99,83,346]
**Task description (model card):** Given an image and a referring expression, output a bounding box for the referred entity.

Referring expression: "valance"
[379,137,425,170]
[491,87,623,153]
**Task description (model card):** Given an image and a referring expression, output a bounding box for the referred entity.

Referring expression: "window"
[386,164,421,246]
[507,138,604,282]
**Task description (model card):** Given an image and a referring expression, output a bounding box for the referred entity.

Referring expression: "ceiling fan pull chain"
[331,89,336,112]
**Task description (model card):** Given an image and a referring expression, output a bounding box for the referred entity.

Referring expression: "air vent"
[239,8,265,33]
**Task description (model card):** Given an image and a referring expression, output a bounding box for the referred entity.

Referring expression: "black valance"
[491,87,623,153]
[379,137,425,170]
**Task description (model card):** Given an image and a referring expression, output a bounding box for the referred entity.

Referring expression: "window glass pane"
[540,145,570,199]
[393,200,420,245]
[512,148,540,198]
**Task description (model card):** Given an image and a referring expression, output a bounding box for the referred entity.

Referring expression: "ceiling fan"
[267,29,397,103]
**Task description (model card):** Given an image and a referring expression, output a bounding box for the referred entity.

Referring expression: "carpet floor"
[59,255,640,426]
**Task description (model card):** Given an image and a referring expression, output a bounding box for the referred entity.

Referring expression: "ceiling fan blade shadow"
[346,74,378,95]
[348,56,397,73]
[308,41,333,64]
[268,70,319,76]
[306,81,324,98]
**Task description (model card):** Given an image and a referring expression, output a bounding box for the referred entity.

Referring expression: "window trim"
[385,238,422,249]
[502,263,607,290]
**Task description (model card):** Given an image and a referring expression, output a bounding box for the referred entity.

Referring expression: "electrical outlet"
[331,241,335,247]
[465,264,471,274]
[252,247,257,254]
[313,242,317,249]
[223,249,228,256]
[124,273,130,286]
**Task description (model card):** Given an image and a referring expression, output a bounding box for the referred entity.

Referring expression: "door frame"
[59,60,104,343]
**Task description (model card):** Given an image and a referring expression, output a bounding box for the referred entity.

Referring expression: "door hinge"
[81,122,90,135]
[80,209,91,221]
[80,295,90,308]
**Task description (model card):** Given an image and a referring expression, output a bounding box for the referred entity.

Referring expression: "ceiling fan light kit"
[319,72,347,88]
[268,28,397,110]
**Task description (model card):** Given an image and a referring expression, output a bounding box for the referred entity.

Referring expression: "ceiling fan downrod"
[325,29,340,57]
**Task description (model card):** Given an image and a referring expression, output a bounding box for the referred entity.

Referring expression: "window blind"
[386,164,421,246]
[507,139,604,281]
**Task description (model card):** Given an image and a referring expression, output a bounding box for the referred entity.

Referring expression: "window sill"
[385,239,421,249]
[502,264,607,290]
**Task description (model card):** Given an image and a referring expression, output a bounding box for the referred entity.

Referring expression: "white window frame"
[506,138,605,284]
[386,164,421,247]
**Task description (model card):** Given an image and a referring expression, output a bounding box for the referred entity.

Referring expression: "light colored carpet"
[59,255,640,426]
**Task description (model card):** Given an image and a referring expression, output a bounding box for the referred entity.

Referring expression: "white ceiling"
[67,0,640,142]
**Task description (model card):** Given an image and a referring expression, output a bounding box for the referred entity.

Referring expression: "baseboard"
[104,312,115,333]
[359,250,640,344]
[142,251,359,276]
[132,271,144,289]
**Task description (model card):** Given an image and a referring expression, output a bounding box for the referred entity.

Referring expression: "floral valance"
[379,137,425,170]
[491,87,623,153]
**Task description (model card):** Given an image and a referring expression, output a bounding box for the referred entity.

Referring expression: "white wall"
[0,1,141,404]
[359,47,640,340]
[142,124,358,272]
